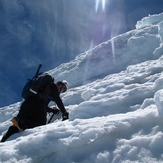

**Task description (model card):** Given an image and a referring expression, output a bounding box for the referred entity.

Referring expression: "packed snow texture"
[1,13,163,163]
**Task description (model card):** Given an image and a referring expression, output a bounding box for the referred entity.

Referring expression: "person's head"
[56,80,69,93]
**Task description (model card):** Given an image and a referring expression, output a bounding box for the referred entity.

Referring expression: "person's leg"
[1,125,19,142]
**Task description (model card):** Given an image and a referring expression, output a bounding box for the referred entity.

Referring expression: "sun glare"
[95,0,106,12]
[102,0,106,10]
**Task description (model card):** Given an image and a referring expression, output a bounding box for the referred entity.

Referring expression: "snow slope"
[0,13,163,163]
[49,13,163,87]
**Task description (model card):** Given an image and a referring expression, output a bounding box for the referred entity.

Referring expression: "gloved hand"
[62,111,69,121]
[49,107,60,114]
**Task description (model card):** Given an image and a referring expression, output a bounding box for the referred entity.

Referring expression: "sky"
[0,12,163,162]
[0,0,162,107]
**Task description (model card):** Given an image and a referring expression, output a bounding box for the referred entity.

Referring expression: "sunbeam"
[95,0,100,12]
[95,0,106,12]
[102,0,106,11]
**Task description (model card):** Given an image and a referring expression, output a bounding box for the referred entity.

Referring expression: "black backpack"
[21,65,54,99]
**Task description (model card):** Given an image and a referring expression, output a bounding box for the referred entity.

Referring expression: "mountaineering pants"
[1,125,22,142]
[0,117,27,142]
[1,95,50,142]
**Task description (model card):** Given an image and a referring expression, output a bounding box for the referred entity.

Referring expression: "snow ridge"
[50,13,163,88]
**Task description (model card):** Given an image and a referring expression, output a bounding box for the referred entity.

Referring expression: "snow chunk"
[154,89,163,118]
[81,88,97,101]
[136,13,163,29]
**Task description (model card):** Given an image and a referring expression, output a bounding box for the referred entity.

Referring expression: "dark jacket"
[17,83,66,128]
[43,83,66,113]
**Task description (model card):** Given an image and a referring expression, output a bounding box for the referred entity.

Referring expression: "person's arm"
[54,96,69,121]
[50,83,69,120]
